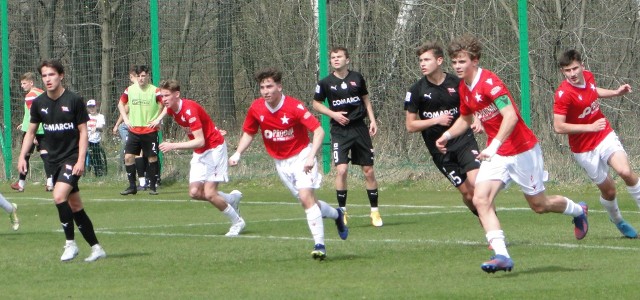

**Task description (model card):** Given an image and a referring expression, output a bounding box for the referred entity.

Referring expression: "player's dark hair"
[558,50,583,68]
[416,41,444,58]
[20,72,38,82]
[448,34,482,61]
[129,65,138,75]
[254,67,282,84]
[330,46,349,58]
[38,60,65,75]
[159,79,181,92]
[134,65,150,75]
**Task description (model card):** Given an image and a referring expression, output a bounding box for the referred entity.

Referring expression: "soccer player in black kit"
[18,60,106,262]
[312,46,383,227]
[404,41,484,217]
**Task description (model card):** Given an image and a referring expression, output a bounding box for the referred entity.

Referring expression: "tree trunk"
[38,0,57,60]
[171,0,194,80]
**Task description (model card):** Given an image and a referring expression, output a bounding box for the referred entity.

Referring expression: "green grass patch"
[1,182,639,299]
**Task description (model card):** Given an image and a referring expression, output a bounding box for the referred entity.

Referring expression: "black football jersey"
[404,73,475,154]
[314,70,369,126]
[30,89,90,164]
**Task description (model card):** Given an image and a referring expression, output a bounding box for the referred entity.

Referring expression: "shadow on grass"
[101,252,152,259]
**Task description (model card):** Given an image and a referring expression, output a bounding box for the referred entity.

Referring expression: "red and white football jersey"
[553,70,611,153]
[242,95,320,159]
[167,99,224,154]
[459,68,537,156]
[25,88,44,109]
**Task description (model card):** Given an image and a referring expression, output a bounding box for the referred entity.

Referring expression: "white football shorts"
[573,131,625,185]
[476,143,546,195]
[189,142,229,183]
[275,144,322,199]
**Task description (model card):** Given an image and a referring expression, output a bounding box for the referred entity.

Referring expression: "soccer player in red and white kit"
[229,67,348,260]
[435,35,588,273]
[157,79,245,237]
[554,49,639,238]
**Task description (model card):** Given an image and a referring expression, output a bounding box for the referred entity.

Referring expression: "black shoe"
[149,189,159,195]
[120,187,137,195]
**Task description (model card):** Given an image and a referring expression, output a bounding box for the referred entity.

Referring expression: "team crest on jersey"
[350,81,357,86]
[447,88,456,95]
[490,86,502,96]
[341,82,347,89]
[61,106,69,112]
[558,91,564,98]
[280,114,290,124]
[485,78,493,85]
[260,115,264,122]
[186,109,191,115]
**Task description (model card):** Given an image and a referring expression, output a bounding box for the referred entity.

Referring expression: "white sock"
[139,178,146,186]
[626,180,640,209]
[371,207,379,212]
[223,204,240,223]
[0,193,13,214]
[562,198,584,217]
[47,177,53,187]
[600,196,623,223]
[486,230,509,257]
[305,204,324,245]
[18,180,26,188]
[317,200,338,219]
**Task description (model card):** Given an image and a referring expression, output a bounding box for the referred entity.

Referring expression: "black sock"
[40,153,52,179]
[73,209,99,246]
[135,157,147,182]
[367,189,379,208]
[147,161,159,191]
[337,190,347,208]
[55,202,75,240]
[125,164,137,188]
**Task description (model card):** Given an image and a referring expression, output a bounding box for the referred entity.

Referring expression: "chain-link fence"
[2,0,640,187]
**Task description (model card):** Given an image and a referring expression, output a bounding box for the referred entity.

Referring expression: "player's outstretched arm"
[597,84,632,98]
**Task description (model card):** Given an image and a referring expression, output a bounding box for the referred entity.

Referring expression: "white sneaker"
[9,203,19,231]
[228,190,242,213]
[60,241,79,261]
[84,244,107,262]
[225,217,245,237]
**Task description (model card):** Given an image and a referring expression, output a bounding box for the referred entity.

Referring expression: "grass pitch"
[1,180,639,299]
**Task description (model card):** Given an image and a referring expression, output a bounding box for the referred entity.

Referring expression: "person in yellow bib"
[117,65,166,195]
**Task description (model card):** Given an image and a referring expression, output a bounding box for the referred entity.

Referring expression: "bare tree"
[99,0,123,123]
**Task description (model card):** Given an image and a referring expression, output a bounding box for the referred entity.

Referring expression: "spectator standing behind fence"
[436,34,589,273]
[11,72,53,192]
[312,46,383,227]
[553,49,639,238]
[117,65,166,195]
[229,67,348,260]
[18,59,106,262]
[86,99,106,177]
[158,79,245,237]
